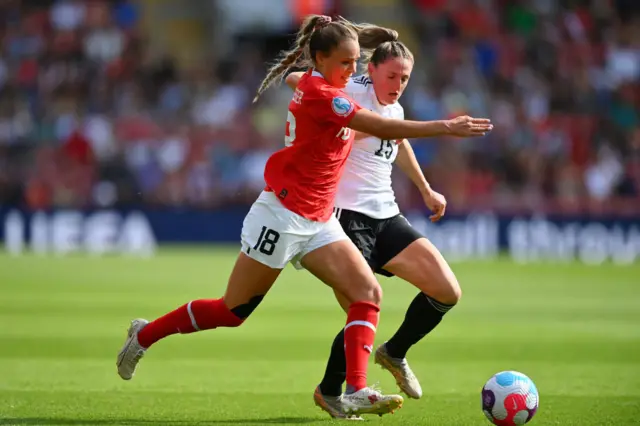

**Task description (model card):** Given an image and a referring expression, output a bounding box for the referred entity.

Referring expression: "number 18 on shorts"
[241,191,348,269]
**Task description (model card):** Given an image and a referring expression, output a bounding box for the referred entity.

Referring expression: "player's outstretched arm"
[348,109,492,139]
[285,72,305,90]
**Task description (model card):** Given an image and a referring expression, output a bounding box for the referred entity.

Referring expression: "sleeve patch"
[331,96,354,117]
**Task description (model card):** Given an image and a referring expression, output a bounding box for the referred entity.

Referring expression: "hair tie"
[314,16,332,31]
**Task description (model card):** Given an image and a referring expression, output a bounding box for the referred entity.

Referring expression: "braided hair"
[253,15,405,102]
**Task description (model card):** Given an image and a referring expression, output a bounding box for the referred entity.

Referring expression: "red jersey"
[264,69,361,222]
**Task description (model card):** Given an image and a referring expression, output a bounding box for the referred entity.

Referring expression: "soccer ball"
[481,371,539,425]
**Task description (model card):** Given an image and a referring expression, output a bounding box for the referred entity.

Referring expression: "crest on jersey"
[331,96,354,117]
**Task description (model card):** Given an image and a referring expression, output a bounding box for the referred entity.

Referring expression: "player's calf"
[384,292,455,360]
[344,301,379,393]
[136,298,248,349]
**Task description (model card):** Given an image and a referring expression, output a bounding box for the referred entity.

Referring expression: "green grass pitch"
[1,247,639,425]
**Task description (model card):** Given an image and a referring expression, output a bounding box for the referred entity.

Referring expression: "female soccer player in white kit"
[286,27,470,418]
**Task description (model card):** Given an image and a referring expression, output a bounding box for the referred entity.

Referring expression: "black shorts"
[334,208,424,277]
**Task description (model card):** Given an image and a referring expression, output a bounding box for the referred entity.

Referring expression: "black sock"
[385,292,454,359]
[318,328,346,397]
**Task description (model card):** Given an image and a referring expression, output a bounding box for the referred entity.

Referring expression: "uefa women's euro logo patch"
[331,96,354,117]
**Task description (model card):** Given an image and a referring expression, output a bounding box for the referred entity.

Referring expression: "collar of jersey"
[311,69,325,79]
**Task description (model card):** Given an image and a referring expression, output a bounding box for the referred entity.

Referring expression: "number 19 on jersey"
[374,140,395,160]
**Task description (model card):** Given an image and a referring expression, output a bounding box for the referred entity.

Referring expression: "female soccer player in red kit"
[116,15,492,418]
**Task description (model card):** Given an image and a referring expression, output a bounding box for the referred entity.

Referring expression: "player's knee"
[416,263,461,306]
[444,279,462,306]
[360,272,383,305]
[430,275,461,306]
[369,282,383,305]
[228,295,264,324]
[430,255,460,305]
[348,278,382,306]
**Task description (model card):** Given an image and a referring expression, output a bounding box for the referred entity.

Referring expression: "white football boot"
[116,318,148,380]
[341,386,403,417]
[313,386,364,421]
[374,343,423,399]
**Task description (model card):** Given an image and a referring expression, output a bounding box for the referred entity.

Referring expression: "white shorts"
[241,191,348,269]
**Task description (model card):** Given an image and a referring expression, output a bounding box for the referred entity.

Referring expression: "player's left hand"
[446,116,493,137]
[422,188,447,222]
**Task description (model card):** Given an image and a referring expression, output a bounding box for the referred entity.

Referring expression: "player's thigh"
[383,237,461,305]
[335,208,378,268]
[326,210,378,311]
[300,217,382,305]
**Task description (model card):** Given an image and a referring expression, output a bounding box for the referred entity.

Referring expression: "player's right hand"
[445,116,493,137]
[422,187,447,222]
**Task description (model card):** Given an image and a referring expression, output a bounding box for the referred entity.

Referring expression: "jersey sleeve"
[306,86,362,128]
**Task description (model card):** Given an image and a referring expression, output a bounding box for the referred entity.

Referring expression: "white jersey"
[335,75,403,219]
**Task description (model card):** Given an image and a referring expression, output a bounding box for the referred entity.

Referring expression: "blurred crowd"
[404,0,640,214]
[0,0,638,215]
